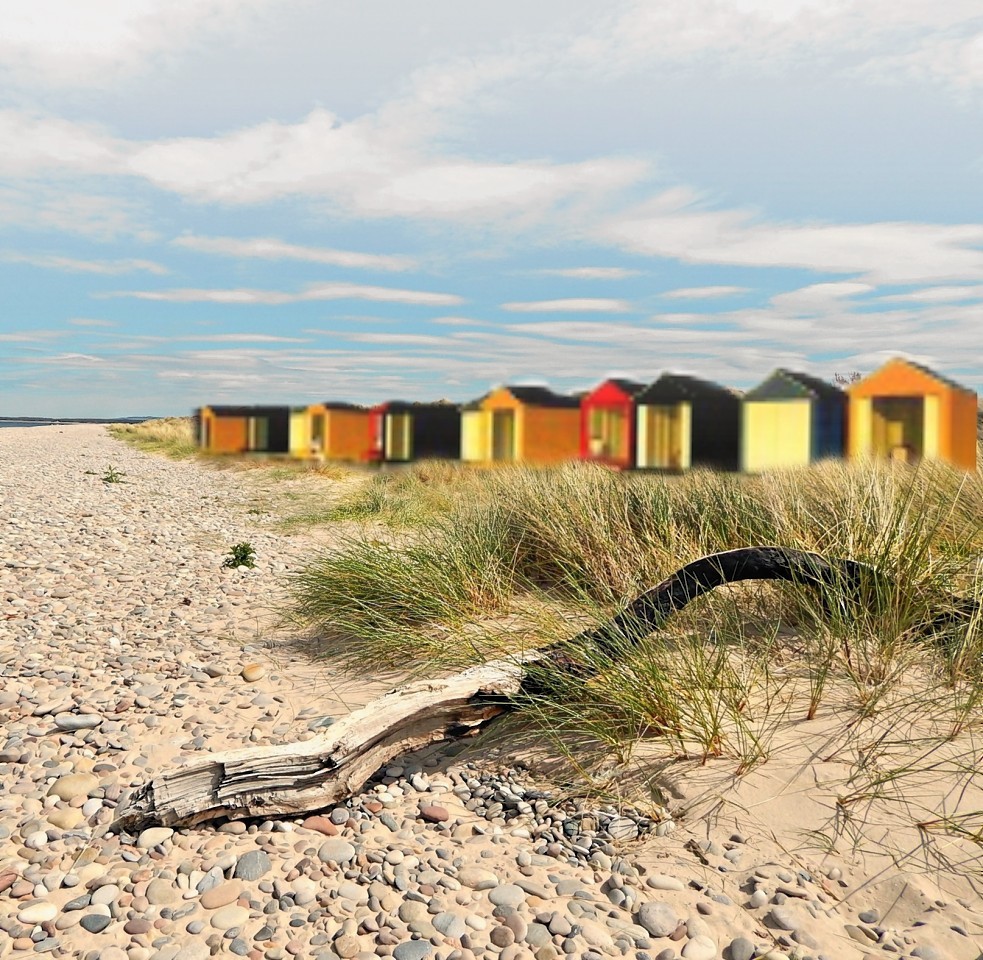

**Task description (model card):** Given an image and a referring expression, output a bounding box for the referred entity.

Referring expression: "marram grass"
[290,451,983,865]
[108,417,198,459]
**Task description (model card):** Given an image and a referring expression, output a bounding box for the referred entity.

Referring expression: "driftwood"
[112,546,977,832]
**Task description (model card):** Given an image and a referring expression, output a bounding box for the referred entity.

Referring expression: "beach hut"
[197,405,291,455]
[365,401,461,463]
[580,378,646,469]
[461,386,581,464]
[306,402,370,462]
[635,374,741,471]
[847,358,977,471]
[741,370,846,472]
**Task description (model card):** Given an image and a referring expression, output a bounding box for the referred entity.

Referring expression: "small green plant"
[223,542,256,569]
[102,465,126,484]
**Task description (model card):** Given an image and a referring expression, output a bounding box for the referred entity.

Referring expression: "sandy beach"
[1,425,981,960]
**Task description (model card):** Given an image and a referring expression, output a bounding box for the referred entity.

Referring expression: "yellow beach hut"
[741,370,847,472]
[847,358,977,471]
[461,386,581,464]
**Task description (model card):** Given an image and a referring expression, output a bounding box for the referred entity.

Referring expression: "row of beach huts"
[194,357,979,472]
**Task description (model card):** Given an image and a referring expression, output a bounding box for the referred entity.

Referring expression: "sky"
[1,0,982,417]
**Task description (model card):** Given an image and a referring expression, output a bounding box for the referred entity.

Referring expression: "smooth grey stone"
[726,936,756,960]
[80,914,112,934]
[636,902,678,938]
[233,850,271,881]
[392,942,433,960]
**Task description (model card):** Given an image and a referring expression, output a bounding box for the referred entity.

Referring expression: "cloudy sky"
[2,0,982,417]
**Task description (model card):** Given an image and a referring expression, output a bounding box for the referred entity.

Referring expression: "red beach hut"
[580,378,646,469]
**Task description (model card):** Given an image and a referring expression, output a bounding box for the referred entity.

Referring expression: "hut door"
[589,408,624,458]
[311,414,325,454]
[386,413,413,460]
[872,397,923,463]
[492,410,515,461]
[248,416,269,452]
[650,405,687,469]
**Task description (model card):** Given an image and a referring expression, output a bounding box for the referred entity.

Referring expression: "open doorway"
[492,410,516,461]
[872,397,924,463]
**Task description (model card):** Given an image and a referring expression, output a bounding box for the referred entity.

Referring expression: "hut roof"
[851,357,974,395]
[465,385,581,409]
[636,373,736,404]
[319,401,367,411]
[506,385,581,407]
[207,405,290,416]
[743,369,843,402]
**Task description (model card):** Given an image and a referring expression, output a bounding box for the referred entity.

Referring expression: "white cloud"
[0,0,277,90]
[876,285,983,303]
[769,281,875,312]
[2,252,167,275]
[181,334,311,343]
[573,1,983,95]
[105,281,464,307]
[127,109,648,218]
[661,285,749,299]
[67,318,117,327]
[432,316,488,326]
[600,191,983,284]
[501,298,631,313]
[0,331,66,343]
[172,234,416,272]
[530,266,641,280]
[0,183,150,241]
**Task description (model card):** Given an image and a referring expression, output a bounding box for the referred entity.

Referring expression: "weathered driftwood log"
[112,546,976,832]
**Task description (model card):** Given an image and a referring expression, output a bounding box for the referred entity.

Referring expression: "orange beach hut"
[847,358,977,471]
[461,386,581,464]
[198,405,291,455]
[306,402,371,462]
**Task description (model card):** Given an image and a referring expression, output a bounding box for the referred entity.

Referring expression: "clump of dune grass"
[322,459,492,526]
[108,417,198,459]
[289,450,983,866]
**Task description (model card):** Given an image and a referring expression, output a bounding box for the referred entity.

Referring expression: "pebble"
[233,849,271,880]
[47,772,99,801]
[18,900,58,924]
[241,663,266,682]
[637,902,679,938]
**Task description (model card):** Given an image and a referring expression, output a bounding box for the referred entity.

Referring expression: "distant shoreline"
[0,416,162,425]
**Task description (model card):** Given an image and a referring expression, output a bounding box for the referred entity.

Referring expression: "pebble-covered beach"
[1,425,981,960]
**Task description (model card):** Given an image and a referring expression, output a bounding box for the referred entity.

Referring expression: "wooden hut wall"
[289,408,312,458]
[202,408,249,454]
[324,408,371,461]
[460,410,491,462]
[521,405,580,463]
[690,396,741,470]
[742,400,812,472]
[410,407,461,460]
[810,398,846,462]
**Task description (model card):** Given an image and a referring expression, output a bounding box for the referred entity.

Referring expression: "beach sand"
[1,424,981,960]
